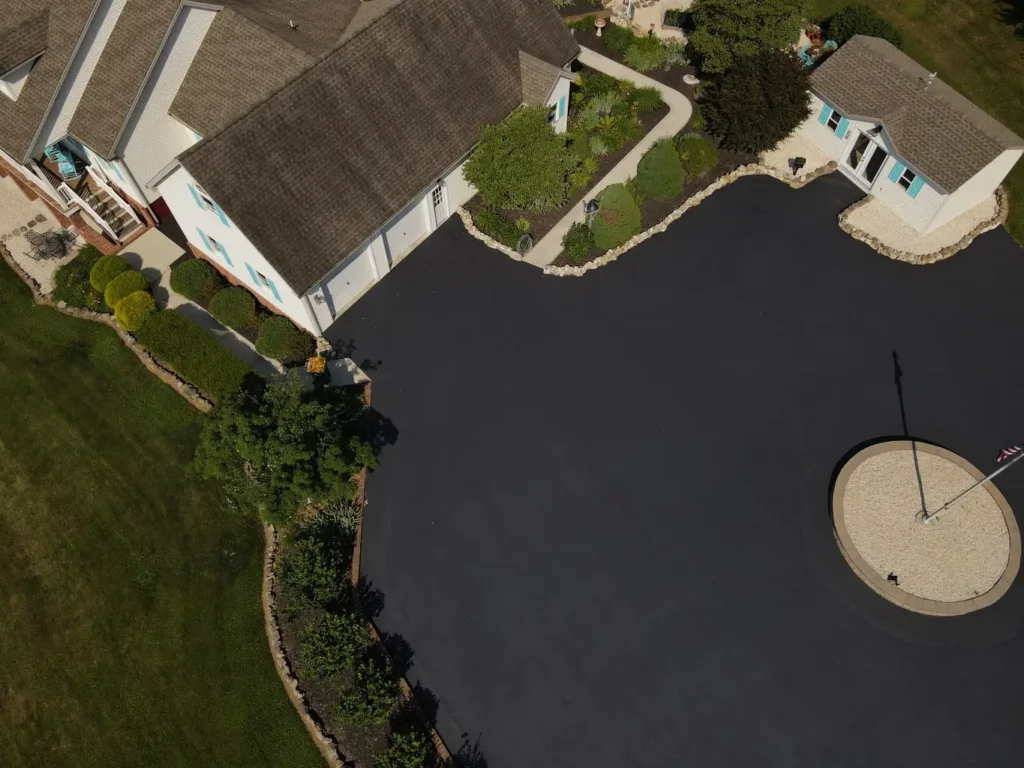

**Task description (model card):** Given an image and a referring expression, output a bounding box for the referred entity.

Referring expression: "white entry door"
[323,248,376,316]
[431,182,448,224]
[384,198,430,264]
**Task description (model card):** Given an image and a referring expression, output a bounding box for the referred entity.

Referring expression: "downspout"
[301,294,325,338]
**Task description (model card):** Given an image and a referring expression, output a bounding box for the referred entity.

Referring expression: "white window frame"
[825,108,843,133]
[256,270,272,290]
[431,183,444,209]
[897,167,917,191]
[195,184,218,214]
[207,234,226,258]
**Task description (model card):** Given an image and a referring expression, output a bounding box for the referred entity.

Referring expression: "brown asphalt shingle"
[519,50,566,106]
[811,35,1024,192]
[180,0,578,293]
[221,0,363,57]
[0,7,48,76]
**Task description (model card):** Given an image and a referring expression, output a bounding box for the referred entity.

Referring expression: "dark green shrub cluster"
[53,245,107,312]
[688,105,706,132]
[89,253,128,292]
[632,86,665,113]
[688,0,804,74]
[209,286,257,329]
[336,658,400,727]
[302,611,371,681]
[255,316,315,364]
[277,515,353,611]
[136,310,250,400]
[827,4,903,48]
[676,133,719,178]
[475,207,523,249]
[591,183,641,250]
[602,22,637,54]
[104,269,149,309]
[623,35,669,72]
[561,222,595,264]
[375,732,430,768]
[115,291,155,332]
[566,12,597,30]
[637,138,685,200]
[169,259,221,304]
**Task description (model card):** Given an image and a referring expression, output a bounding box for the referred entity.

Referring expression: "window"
[897,167,916,191]
[431,184,444,208]
[826,108,843,133]
[196,186,217,213]
[207,234,225,257]
[256,270,272,290]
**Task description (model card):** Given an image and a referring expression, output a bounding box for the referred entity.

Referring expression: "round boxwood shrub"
[104,269,149,309]
[336,659,400,727]
[591,183,641,251]
[301,611,371,681]
[114,290,156,332]
[255,316,314,364]
[169,259,221,304]
[637,138,685,200]
[676,133,719,179]
[89,253,129,292]
[209,287,257,329]
[561,222,594,264]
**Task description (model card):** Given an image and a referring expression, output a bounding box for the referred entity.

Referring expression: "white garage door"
[323,248,376,315]
[383,197,430,263]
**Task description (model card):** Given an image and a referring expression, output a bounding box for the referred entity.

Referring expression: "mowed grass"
[807,0,1024,246]
[0,261,320,768]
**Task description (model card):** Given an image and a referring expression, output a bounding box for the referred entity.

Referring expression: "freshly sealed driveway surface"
[329,175,1024,768]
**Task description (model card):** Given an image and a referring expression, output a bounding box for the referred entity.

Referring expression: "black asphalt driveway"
[329,175,1024,768]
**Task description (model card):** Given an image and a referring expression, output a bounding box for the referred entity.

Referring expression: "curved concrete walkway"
[523,46,693,267]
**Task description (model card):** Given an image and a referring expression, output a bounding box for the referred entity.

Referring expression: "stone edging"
[0,242,212,413]
[832,440,1022,616]
[457,207,524,261]
[838,186,1010,265]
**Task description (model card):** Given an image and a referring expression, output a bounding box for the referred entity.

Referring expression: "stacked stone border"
[0,240,212,413]
[838,186,1010,265]
[457,161,838,277]
[832,440,1022,616]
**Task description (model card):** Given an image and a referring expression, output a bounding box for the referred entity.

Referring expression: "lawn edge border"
[838,186,1010,265]
[0,242,213,413]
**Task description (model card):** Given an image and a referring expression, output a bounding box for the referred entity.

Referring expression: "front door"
[845,132,872,174]
[862,146,889,185]
[431,183,448,225]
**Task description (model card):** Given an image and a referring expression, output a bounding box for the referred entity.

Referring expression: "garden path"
[523,46,692,267]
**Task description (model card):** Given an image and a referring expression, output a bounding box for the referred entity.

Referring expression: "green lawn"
[807,0,1024,246]
[0,261,321,768]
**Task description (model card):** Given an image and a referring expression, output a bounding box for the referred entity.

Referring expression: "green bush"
[114,290,155,332]
[136,310,251,400]
[637,139,686,200]
[602,23,637,54]
[577,69,618,97]
[688,0,804,74]
[255,316,315,364]
[676,133,719,178]
[169,259,221,304]
[566,12,597,30]
[631,86,665,113]
[376,732,430,768]
[53,245,107,312]
[278,515,353,610]
[688,106,706,132]
[623,37,668,72]
[301,611,371,681]
[591,183,641,250]
[104,269,149,309]
[209,287,257,329]
[561,222,594,264]
[336,659,400,727]
[475,207,522,248]
[88,253,129,292]
[625,175,647,208]
[827,4,903,48]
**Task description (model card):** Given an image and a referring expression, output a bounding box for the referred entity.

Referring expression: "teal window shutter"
[836,117,849,138]
[212,202,230,228]
[244,262,261,289]
[266,278,282,302]
[188,184,205,210]
[907,176,925,198]
[218,242,234,267]
[888,161,905,182]
[110,161,125,182]
[818,103,831,124]
[196,227,212,252]
[558,95,566,119]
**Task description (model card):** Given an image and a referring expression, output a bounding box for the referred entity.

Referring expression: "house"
[802,35,1023,234]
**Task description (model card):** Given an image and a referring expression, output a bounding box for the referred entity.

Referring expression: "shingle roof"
[67,0,180,159]
[810,35,1024,192]
[170,8,314,138]
[179,0,578,293]
[221,0,363,57]
[519,50,566,106]
[0,7,48,76]
[0,0,97,162]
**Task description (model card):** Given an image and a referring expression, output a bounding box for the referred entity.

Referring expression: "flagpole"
[923,449,1024,525]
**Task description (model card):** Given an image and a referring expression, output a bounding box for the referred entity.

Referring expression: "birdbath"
[594,18,606,37]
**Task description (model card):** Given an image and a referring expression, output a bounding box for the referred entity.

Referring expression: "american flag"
[996,444,1024,462]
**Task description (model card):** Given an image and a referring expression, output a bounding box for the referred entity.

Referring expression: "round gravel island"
[832,441,1021,615]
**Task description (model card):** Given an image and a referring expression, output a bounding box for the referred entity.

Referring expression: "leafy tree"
[703,49,810,153]
[302,611,371,680]
[278,514,353,610]
[637,139,686,200]
[193,374,377,525]
[827,3,903,48]
[463,106,580,211]
[336,659,400,727]
[376,731,431,768]
[688,0,804,74]
[591,183,641,250]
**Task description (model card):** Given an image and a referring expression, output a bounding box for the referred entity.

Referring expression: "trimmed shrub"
[638,139,686,200]
[562,222,595,264]
[255,316,315,364]
[88,253,129,292]
[577,69,618,97]
[336,659,400,727]
[827,4,903,48]
[676,133,719,178]
[53,245,107,311]
[136,310,251,400]
[277,514,353,610]
[688,105,706,132]
[631,86,665,113]
[114,290,155,332]
[591,183,641,250]
[625,175,647,208]
[302,611,371,681]
[623,37,668,72]
[602,23,637,54]
[169,258,221,304]
[376,732,430,768]
[688,0,804,74]
[104,269,149,309]
[209,286,257,329]
[475,207,522,248]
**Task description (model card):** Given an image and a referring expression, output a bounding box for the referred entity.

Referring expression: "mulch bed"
[557,1,609,19]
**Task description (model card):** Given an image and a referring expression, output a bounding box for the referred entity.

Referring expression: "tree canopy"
[688,0,805,74]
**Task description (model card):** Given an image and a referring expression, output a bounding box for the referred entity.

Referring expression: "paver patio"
[329,172,1024,768]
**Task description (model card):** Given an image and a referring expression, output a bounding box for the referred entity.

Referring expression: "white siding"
[118,5,215,203]
[36,0,127,153]
[870,152,946,232]
[928,149,1022,231]
[0,56,40,101]
[547,75,571,134]
[443,157,475,211]
[804,93,852,159]
[157,165,319,334]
